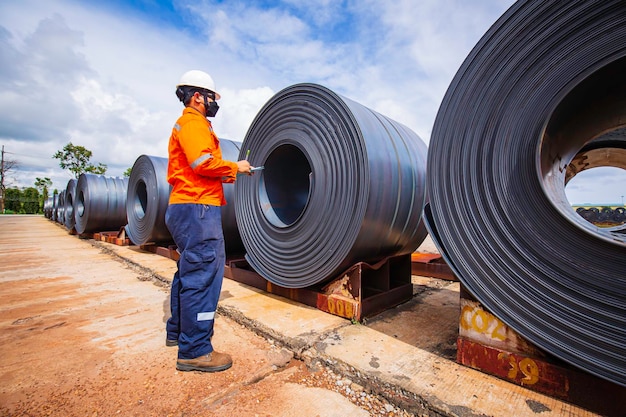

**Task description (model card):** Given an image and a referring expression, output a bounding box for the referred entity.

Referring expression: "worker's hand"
[237,160,252,175]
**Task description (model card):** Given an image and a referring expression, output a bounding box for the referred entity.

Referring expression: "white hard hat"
[177,70,221,100]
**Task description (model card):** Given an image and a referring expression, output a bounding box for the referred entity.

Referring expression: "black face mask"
[204,95,219,117]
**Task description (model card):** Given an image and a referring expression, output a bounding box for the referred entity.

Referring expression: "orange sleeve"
[178,119,238,179]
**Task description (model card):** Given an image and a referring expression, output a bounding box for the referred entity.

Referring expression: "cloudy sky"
[1,0,624,206]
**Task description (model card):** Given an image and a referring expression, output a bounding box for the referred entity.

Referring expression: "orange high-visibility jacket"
[167,107,238,206]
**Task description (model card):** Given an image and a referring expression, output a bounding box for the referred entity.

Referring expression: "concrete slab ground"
[94,224,605,416]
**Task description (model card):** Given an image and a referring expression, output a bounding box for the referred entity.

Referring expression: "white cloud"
[7,0,621,209]
[566,167,626,205]
[213,86,276,143]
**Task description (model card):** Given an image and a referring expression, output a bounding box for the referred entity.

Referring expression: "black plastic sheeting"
[124,141,244,255]
[63,179,77,231]
[235,83,428,288]
[425,0,626,386]
[74,174,128,234]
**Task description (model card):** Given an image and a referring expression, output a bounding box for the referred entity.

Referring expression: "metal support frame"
[93,227,130,246]
[410,253,457,281]
[135,245,413,321]
[457,285,625,416]
[224,254,413,322]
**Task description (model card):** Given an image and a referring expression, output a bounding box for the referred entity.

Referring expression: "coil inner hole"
[540,57,626,230]
[259,144,312,228]
[66,194,74,219]
[77,191,85,218]
[133,180,148,220]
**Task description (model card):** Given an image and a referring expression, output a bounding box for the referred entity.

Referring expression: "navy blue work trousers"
[165,203,225,360]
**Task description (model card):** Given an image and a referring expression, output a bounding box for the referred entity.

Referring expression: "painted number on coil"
[497,353,540,386]
[459,305,506,341]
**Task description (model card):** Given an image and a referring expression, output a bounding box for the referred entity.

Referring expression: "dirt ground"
[0,215,415,417]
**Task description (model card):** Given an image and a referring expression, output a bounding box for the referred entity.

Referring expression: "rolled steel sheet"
[51,193,58,222]
[613,207,626,223]
[125,142,244,253]
[56,190,65,225]
[426,0,626,386]
[74,174,128,234]
[220,140,246,256]
[235,83,428,288]
[125,155,171,246]
[44,196,53,219]
[63,179,77,231]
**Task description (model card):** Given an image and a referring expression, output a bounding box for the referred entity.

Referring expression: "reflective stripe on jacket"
[167,107,238,206]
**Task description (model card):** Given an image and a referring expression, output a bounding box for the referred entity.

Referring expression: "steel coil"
[63,179,77,231]
[74,174,128,234]
[56,190,65,225]
[51,193,58,222]
[125,155,171,246]
[125,142,244,253]
[426,0,626,386]
[220,140,246,256]
[235,83,428,288]
[44,196,53,219]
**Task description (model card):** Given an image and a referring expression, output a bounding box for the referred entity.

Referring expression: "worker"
[165,69,251,372]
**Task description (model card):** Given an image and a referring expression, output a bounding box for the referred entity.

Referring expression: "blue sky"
[1,0,624,205]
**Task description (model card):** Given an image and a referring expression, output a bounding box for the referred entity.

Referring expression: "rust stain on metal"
[410,252,457,281]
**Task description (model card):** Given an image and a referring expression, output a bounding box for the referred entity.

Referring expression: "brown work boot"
[176,351,233,372]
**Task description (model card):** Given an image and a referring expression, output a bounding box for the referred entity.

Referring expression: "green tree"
[35,177,52,212]
[53,142,107,178]
[4,187,21,212]
[85,163,108,175]
[22,187,40,214]
[123,167,132,177]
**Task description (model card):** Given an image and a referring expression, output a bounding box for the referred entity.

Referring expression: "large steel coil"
[56,190,65,225]
[235,83,428,288]
[44,196,53,219]
[74,174,128,234]
[51,194,58,222]
[125,155,171,246]
[425,0,626,386]
[125,142,244,254]
[220,139,246,256]
[63,179,77,231]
